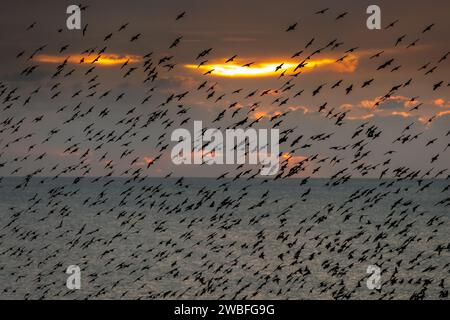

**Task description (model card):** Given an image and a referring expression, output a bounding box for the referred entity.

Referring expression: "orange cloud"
[249,105,309,120]
[356,95,450,124]
[283,153,307,162]
[251,110,272,119]
[437,110,450,117]
[34,54,141,66]
[360,98,379,109]
[347,114,374,120]
[143,156,154,164]
[131,156,156,167]
[340,103,353,110]
[391,111,411,118]
[289,105,310,114]
[360,95,419,110]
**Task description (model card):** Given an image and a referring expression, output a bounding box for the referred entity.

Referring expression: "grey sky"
[0,0,449,178]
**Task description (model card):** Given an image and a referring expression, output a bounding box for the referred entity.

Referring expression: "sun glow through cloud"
[34,54,141,66]
[185,55,358,77]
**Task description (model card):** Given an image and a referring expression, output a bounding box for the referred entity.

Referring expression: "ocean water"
[0,177,449,299]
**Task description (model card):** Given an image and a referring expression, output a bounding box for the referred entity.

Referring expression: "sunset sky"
[0,0,449,177]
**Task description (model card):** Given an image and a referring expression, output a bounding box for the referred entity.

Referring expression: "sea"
[0,177,449,299]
